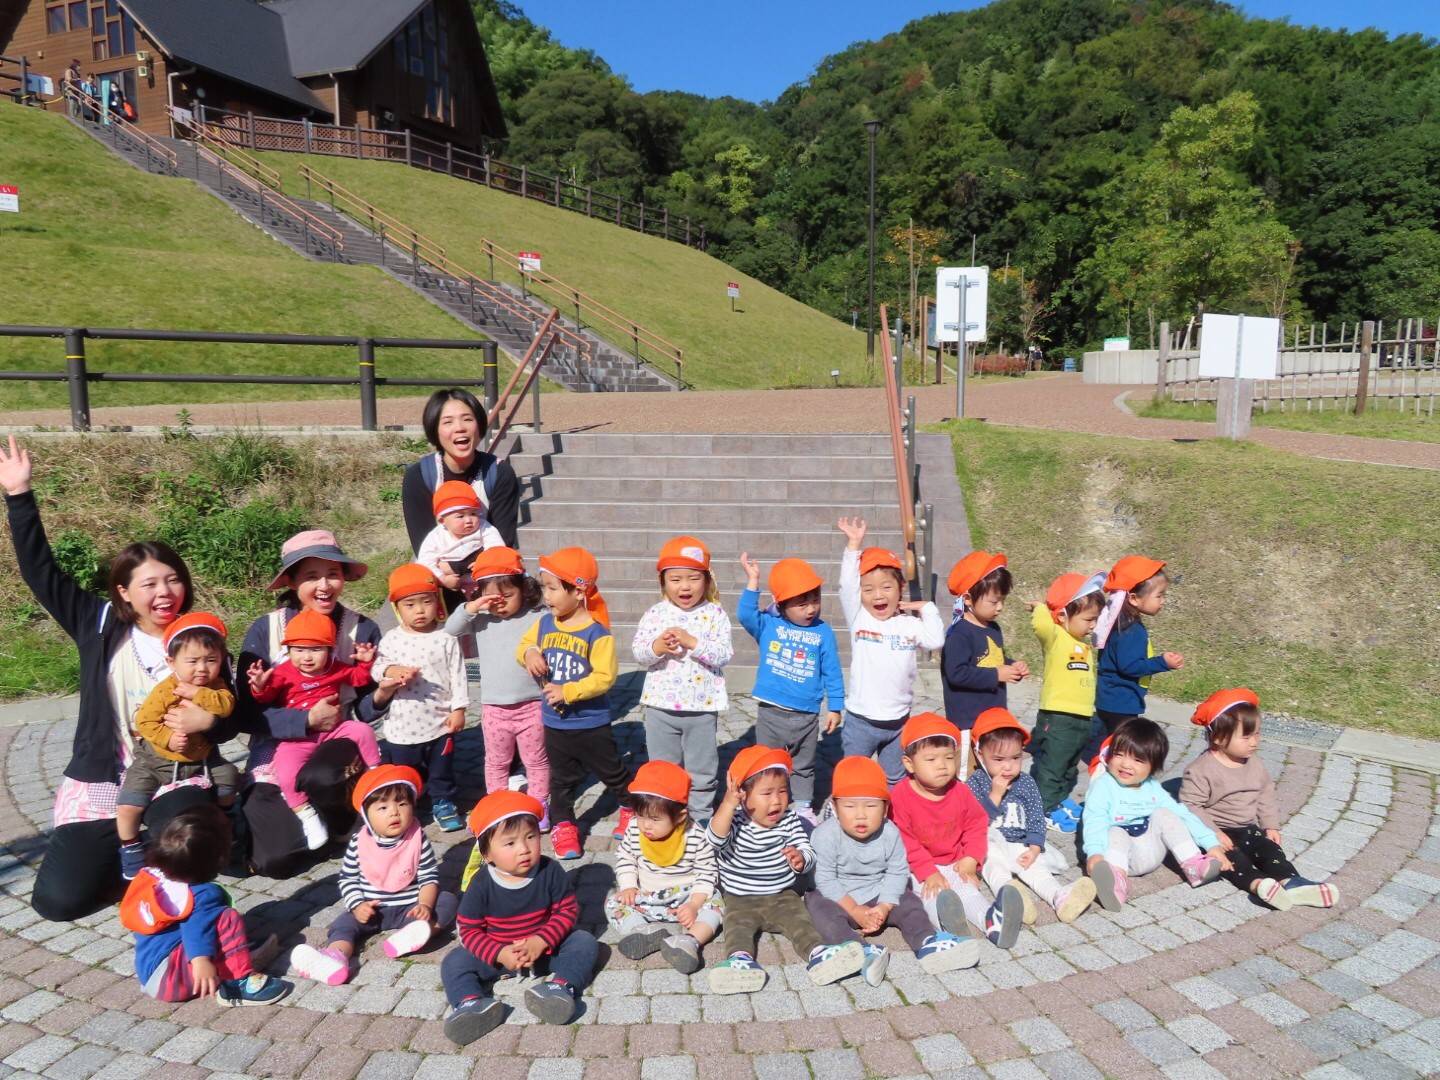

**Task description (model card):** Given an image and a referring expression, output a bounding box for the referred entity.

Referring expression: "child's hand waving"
[353,641,376,664]
[837,517,867,550]
[0,435,33,496]
[740,552,761,590]
[246,660,271,695]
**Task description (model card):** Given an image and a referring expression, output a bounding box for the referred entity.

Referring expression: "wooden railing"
[193,105,704,250]
[63,85,178,173]
[878,303,920,586]
[487,310,561,453]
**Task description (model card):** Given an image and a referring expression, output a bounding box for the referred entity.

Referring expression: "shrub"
[157,475,303,589]
[50,529,104,594]
[199,431,297,488]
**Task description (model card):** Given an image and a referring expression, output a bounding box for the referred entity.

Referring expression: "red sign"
[726,281,740,299]
[726,281,739,289]
[518,251,542,272]
[0,185,17,214]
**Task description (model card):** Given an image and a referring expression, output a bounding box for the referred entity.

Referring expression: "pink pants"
[143,908,253,1001]
[272,719,380,809]
[482,700,549,803]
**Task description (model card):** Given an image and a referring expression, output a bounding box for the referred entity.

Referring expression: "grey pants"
[755,703,820,804]
[643,707,719,818]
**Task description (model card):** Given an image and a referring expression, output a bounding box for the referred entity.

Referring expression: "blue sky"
[519,1,1438,102]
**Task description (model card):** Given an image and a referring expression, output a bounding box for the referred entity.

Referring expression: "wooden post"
[520,165,527,199]
[405,129,412,167]
[1355,320,1374,415]
[553,175,560,207]
[639,203,646,234]
[1155,319,1170,401]
[585,186,592,216]
[446,142,453,176]
[354,124,361,157]
[248,111,257,149]
[303,118,312,154]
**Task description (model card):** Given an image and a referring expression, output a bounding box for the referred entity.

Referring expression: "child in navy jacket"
[940,553,1028,743]
[1095,555,1183,736]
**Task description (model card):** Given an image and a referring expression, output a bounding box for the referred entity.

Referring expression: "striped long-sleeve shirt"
[614,822,719,897]
[707,808,815,896]
[338,831,439,910]
[456,858,578,965]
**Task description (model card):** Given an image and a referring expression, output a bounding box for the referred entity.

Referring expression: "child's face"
[290,558,346,615]
[396,591,441,632]
[287,643,331,675]
[977,735,1024,785]
[903,741,959,793]
[742,770,791,828]
[539,571,583,620]
[365,788,415,838]
[487,818,542,876]
[969,589,1004,623]
[1062,602,1101,641]
[662,568,708,610]
[478,577,523,617]
[1129,577,1169,617]
[833,797,887,840]
[859,568,902,619]
[636,803,685,842]
[441,508,481,540]
[1108,749,1153,787]
[1217,721,1261,762]
[169,638,224,687]
[779,588,822,626]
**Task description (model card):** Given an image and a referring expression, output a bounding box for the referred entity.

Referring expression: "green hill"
[0,106,493,413]
[261,153,870,390]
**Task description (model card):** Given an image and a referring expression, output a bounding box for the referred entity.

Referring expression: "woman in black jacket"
[0,437,229,921]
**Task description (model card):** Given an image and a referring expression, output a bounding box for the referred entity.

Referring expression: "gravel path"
[3,374,1435,469]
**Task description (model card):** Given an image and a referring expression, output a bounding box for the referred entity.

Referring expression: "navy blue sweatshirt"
[941,617,1008,730]
[965,764,1047,848]
[1096,620,1170,717]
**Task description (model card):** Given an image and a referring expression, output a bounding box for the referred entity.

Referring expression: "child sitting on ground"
[1181,689,1338,910]
[1027,572,1105,834]
[807,755,978,983]
[632,537,734,820]
[890,713,1022,949]
[417,481,503,590]
[120,804,290,1006]
[706,746,863,994]
[118,613,241,880]
[965,708,1097,925]
[248,608,382,849]
[837,517,945,784]
[738,553,845,824]
[446,547,548,819]
[290,766,457,986]
[607,760,723,974]
[374,564,469,831]
[1094,555,1184,736]
[518,547,629,859]
[941,552,1028,756]
[1082,717,1230,911]
[441,792,599,1045]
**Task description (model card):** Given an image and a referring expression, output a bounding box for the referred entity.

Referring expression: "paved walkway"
[0,674,1437,1079]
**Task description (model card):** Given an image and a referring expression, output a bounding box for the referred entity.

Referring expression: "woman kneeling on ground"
[0,437,232,921]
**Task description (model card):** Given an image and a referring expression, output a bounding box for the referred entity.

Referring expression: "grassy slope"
[0,107,497,413]
[1138,397,1440,444]
[941,421,1440,738]
[261,154,869,390]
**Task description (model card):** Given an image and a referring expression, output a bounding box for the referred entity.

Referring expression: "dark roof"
[267,0,427,78]
[121,0,325,112]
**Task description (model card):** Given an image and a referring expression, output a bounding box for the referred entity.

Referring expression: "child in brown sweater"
[1180,688,1338,910]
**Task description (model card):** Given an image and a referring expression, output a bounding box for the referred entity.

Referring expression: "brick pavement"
[0,678,1436,1078]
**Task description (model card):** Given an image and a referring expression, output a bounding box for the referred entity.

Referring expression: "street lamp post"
[864,119,880,364]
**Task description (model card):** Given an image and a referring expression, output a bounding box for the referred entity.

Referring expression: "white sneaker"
[294,803,328,850]
[507,772,526,791]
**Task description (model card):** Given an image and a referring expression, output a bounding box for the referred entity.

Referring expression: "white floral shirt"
[631,600,733,713]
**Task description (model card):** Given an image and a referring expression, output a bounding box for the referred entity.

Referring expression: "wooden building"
[0,0,506,147]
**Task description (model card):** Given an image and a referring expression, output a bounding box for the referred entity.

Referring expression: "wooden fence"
[192,106,704,250]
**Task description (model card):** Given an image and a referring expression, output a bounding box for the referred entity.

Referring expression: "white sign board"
[24,74,53,97]
[726,281,740,299]
[935,266,989,343]
[1103,337,1130,352]
[0,185,17,214]
[1198,313,1280,381]
[518,251,542,273]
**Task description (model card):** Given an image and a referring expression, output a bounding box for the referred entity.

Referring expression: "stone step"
[522,500,893,529]
[530,553,853,586]
[509,453,900,480]
[515,524,901,558]
[518,474,902,505]
[511,433,894,456]
[587,588,852,624]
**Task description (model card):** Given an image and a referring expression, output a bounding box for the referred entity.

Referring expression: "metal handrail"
[298,164,439,262]
[63,85,178,171]
[180,115,284,190]
[878,303,919,582]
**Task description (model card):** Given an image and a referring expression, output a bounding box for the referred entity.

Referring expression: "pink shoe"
[290,943,349,985]
[538,801,551,834]
[1181,854,1222,888]
[1090,861,1128,911]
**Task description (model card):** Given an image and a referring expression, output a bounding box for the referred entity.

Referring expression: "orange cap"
[352,764,423,814]
[163,611,228,652]
[768,558,823,604]
[629,760,692,805]
[281,609,336,648]
[1105,555,1166,594]
[1045,572,1104,623]
[388,563,441,602]
[900,712,961,751]
[467,790,545,837]
[471,546,525,580]
[657,536,710,574]
[539,547,610,628]
[1191,687,1260,727]
[858,547,903,576]
[432,480,482,520]
[831,756,889,800]
[947,551,1007,598]
[727,745,792,788]
[973,707,1029,746]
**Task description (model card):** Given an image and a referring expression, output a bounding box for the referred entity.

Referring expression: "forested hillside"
[474,0,1439,352]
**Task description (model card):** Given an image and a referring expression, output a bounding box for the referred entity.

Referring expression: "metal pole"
[864,120,879,363]
[531,361,542,434]
[64,329,91,432]
[955,274,968,418]
[905,393,917,502]
[358,338,377,431]
[920,502,935,601]
[481,340,498,413]
[892,316,903,400]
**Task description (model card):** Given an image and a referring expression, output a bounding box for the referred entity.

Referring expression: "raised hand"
[837,516,867,549]
[0,435,33,496]
[352,641,376,664]
[739,552,761,590]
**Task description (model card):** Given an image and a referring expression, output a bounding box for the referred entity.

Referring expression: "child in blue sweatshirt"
[1095,555,1184,737]
[1082,718,1229,912]
[120,805,290,1006]
[941,552,1028,754]
[738,554,844,821]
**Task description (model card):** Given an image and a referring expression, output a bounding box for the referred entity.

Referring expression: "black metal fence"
[0,325,504,432]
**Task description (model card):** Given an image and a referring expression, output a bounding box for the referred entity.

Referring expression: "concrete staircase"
[511,431,913,683]
[66,116,676,394]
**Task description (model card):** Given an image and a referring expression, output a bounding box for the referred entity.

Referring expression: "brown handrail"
[63,85,178,170]
[298,164,439,262]
[488,309,559,453]
[182,117,283,190]
[878,303,919,581]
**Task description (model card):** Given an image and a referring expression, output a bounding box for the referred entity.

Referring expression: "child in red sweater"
[889,712,1023,949]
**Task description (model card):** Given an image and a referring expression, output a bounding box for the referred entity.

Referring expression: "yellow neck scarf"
[639,823,687,868]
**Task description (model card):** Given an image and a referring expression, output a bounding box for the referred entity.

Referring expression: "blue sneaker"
[984,885,1024,950]
[431,798,463,832]
[1059,798,1084,823]
[444,996,508,1045]
[916,931,979,974]
[860,943,890,987]
[216,973,291,1007]
[119,841,146,881]
[1046,807,1078,834]
[805,941,865,985]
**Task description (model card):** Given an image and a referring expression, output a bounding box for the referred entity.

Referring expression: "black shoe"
[525,979,578,1024]
[443,996,508,1045]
